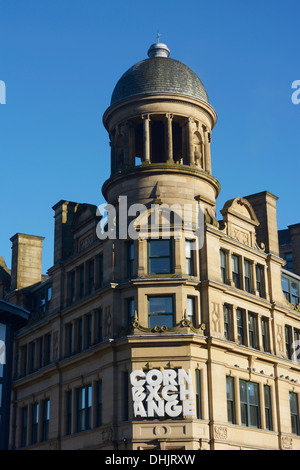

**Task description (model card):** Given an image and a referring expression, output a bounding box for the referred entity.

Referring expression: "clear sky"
[0,0,299,273]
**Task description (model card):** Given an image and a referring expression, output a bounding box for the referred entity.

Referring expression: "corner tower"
[102,42,220,222]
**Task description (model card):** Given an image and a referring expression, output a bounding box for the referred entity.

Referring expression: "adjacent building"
[1,42,300,450]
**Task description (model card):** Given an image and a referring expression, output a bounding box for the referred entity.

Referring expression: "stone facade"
[1,43,300,451]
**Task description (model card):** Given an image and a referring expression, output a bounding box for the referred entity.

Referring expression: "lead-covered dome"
[110,43,209,105]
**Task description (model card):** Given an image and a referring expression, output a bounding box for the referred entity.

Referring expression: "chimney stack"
[52,200,78,265]
[245,191,279,256]
[10,233,44,290]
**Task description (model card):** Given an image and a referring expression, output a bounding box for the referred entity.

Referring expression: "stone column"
[203,127,212,174]
[110,129,116,174]
[187,117,194,165]
[250,261,258,295]
[128,123,135,167]
[165,113,173,162]
[123,121,130,167]
[142,114,151,163]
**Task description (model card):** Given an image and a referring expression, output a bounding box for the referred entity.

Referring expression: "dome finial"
[147,37,170,58]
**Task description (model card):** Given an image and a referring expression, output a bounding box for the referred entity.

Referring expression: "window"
[195,369,201,419]
[68,271,75,304]
[291,281,300,306]
[261,317,269,352]
[282,277,290,301]
[285,252,293,271]
[21,406,28,447]
[256,264,264,297]
[31,403,39,444]
[127,242,134,278]
[127,298,135,328]
[187,297,195,325]
[294,328,300,363]
[236,309,245,345]
[21,345,27,377]
[248,313,257,349]
[29,342,36,373]
[264,385,272,431]
[148,239,172,274]
[223,305,231,340]
[96,309,103,343]
[77,385,92,432]
[88,260,94,294]
[65,322,73,357]
[231,255,240,289]
[240,380,260,428]
[186,240,194,275]
[220,250,227,284]
[85,314,92,348]
[290,392,299,435]
[98,254,103,288]
[42,399,50,441]
[45,334,51,365]
[226,376,235,424]
[285,325,292,359]
[38,337,44,369]
[244,259,251,293]
[282,276,300,306]
[79,265,85,298]
[66,390,72,436]
[148,296,174,328]
[76,318,83,353]
[123,372,129,421]
[96,381,103,427]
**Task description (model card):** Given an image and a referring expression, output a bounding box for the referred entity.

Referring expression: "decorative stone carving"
[79,234,93,251]
[211,302,221,333]
[276,324,285,354]
[100,426,114,444]
[154,425,169,436]
[281,436,292,450]
[214,425,228,440]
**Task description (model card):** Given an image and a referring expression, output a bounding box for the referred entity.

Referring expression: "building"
[0,300,29,450]
[2,42,300,451]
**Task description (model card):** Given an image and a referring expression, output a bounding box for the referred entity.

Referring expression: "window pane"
[149,257,171,274]
[149,297,173,314]
[149,240,170,257]
[148,297,173,328]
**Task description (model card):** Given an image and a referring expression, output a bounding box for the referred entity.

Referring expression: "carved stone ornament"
[130,319,205,335]
[281,436,293,450]
[214,425,228,440]
[100,426,114,444]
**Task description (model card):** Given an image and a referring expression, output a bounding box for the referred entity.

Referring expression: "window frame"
[148,295,174,329]
[239,379,260,429]
[147,239,173,275]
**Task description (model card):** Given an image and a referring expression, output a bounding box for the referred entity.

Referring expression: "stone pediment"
[220,197,262,249]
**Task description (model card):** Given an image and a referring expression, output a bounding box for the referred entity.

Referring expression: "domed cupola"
[102,42,220,215]
[110,42,209,106]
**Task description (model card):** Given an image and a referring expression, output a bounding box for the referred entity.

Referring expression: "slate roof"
[110,57,209,105]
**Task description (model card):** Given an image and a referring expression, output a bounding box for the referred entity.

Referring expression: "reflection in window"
[148,296,173,328]
[148,240,172,274]
[244,259,251,293]
[231,255,240,289]
[77,386,92,432]
[290,392,300,435]
[185,240,194,275]
[240,380,260,428]
[187,297,195,325]
[226,376,235,424]
[220,250,227,283]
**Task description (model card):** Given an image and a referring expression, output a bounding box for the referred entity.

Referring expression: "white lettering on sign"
[130,368,195,418]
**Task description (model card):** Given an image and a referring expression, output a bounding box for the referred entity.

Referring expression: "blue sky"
[0,0,299,273]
